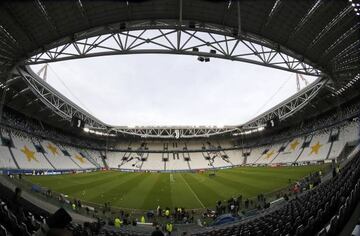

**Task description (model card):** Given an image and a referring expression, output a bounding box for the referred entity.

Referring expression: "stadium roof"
[0,0,359,138]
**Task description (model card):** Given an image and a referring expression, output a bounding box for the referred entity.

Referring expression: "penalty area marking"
[180,174,205,208]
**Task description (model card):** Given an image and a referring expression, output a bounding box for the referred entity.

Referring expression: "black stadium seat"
[190,154,360,236]
[0,225,8,236]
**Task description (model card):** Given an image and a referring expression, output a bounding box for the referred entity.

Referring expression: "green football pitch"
[24,165,328,210]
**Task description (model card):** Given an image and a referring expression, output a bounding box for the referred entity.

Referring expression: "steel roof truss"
[25,22,321,76]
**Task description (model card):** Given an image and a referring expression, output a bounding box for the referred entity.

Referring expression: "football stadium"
[0,0,359,235]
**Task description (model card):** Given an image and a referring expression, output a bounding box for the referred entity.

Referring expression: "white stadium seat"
[0,120,358,171]
[10,134,54,170]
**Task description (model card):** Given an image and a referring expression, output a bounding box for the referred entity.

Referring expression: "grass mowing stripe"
[26,171,122,192]
[186,173,239,199]
[211,174,264,197]
[180,174,206,208]
[83,173,145,203]
[170,174,202,209]
[182,173,224,207]
[24,165,328,210]
[141,174,172,210]
[52,172,124,194]
[216,171,295,197]
[93,173,148,207]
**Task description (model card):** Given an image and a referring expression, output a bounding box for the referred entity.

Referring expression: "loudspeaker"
[71,116,85,129]
[266,117,279,128]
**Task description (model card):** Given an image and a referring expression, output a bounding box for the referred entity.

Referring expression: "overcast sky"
[31,54,315,127]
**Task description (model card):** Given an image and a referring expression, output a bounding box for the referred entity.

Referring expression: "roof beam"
[24,21,322,76]
[288,0,323,40]
[306,5,352,52]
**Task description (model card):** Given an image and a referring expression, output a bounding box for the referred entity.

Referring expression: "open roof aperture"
[30,54,316,127]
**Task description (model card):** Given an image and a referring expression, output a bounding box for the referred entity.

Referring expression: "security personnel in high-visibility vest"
[166,222,173,235]
[114,217,122,229]
[71,203,76,211]
[140,215,145,223]
[165,209,170,218]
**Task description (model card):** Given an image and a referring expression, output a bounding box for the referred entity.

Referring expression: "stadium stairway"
[83,151,101,168]
[293,143,307,164]
[268,147,282,165]
[101,154,109,169]
[67,154,83,169]
[325,141,334,160]
[30,138,57,170]
[182,151,192,170]
[220,150,234,167]
[187,161,191,170]
[39,149,57,170]
[2,131,20,169]
[337,143,358,162]
[0,145,18,169]
[138,152,148,171]
[7,146,20,169]
[139,160,144,171]
[253,148,269,164]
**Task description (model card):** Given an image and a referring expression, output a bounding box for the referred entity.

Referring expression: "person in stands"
[34,208,72,236]
[114,217,122,229]
[151,225,164,236]
[46,228,73,236]
[9,187,25,221]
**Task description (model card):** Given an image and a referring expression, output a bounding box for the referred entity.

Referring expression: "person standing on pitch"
[166,222,173,235]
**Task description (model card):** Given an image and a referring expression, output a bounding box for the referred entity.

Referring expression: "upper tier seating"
[1,119,358,171]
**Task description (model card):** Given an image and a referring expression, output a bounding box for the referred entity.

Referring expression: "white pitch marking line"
[180,174,205,208]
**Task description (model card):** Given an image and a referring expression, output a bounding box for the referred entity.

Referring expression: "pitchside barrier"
[0,168,100,175]
[111,165,237,173]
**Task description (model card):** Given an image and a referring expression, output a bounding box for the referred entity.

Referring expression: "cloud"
[31,54,315,126]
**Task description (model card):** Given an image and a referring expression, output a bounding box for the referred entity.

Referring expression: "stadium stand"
[0,144,18,169]
[10,133,54,170]
[40,140,80,170]
[166,152,190,171]
[0,105,359,172]
[0,151,359,236]
[0,0,357,233]
[272,138,305,164]
[191,154,360,236]
[5,97,358,172]
[141,153,164,171]
[0,1,358,235]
